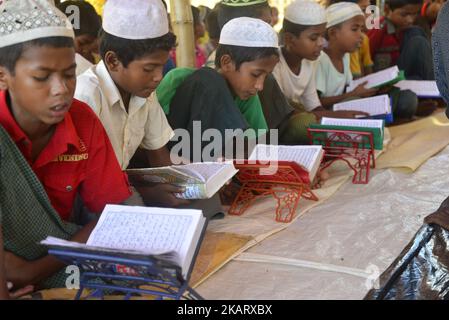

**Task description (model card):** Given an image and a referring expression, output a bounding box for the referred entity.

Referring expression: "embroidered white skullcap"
[103,0,169,40]
[0,0,74,49]
[326,2,364,28]
[219,17,278,48]
[284,0,326,26]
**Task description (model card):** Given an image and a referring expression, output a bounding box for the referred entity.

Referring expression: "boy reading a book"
[0,0,136,289]
[157,17,278,161]
[328,0,374,78]
[316,2,419,119]
[367,0,434,81]
[75,0,189,207]
[316,2,378,108]
[211,0,301,143]
[272,0,369,143]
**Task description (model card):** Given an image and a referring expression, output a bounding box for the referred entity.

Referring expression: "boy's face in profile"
[285,24,326,61]
[107,49,169,99]
[220,54,279,100]
[331,15,365,53]
[386,4,421,30]
[0,45,76,126]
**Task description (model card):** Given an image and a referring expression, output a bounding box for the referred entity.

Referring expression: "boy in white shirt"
[75,0,187,207]
[273,0,368,143]
[315,2,377,108]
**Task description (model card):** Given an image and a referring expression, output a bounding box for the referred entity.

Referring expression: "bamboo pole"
[169,0,196,68]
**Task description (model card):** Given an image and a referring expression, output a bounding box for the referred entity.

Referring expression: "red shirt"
[367,17,404,71]
[0,91,132,221]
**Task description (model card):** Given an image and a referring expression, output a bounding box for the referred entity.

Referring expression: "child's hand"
[8,283,34,299]
[4,252,36,288]
[351,81,378,98]
[137,183,191,207]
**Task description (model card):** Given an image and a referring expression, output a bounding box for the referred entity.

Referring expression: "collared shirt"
[0,91,132,221]
[272,48,321,112]
[367,17,403,72]
[75,61,175,170]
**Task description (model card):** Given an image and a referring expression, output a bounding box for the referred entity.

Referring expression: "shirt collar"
[0,91,82,159]
[95,60,147,111]
[385,18,397,35]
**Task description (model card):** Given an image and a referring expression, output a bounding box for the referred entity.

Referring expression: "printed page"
[394,80,440,97]
[86,205,203,275]
[347,66,399,91]
[321,117,384,128]
[126,167,202,184]
[249,144,322,172]
[333,95,391,115]
[175,162,233,182]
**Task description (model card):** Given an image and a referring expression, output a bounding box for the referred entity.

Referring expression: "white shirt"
[315,51,353,97]
[75,61,175,170]
[272,49,321,111]
[75,53,93,76]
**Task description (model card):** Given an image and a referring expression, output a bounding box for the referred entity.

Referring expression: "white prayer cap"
[284,0,326,26]
[219,17,279,48]
[103,0,169,40]
[326,2,364,28]
[0,0,74,49]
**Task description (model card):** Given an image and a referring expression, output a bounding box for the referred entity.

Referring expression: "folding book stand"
[229,161,318,223]
[47,222,208,300]
[307,128,376,184]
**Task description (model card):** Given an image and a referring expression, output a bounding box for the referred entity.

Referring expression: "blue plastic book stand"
[49,249,204,300]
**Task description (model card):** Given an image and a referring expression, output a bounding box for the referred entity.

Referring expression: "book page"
[347,66,399,91]
[321,117,384,129]
[175,162,233,182]
[86,205,204,275]
[394,80,440,97]
[333,95,391,116]
[249,144,322,172]
[126,167,202,184]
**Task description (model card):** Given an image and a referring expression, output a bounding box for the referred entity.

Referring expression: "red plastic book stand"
[307,128,375,184]
[229,161,318,223]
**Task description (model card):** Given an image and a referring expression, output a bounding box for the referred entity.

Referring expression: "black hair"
[282,19,313,37]
[99,31,176,68]
[206,5,221,40]
[386,0,424,10]
[191,6,201,26]
[217,2,271,29]
[56,1,101,38]
[215,44,279,70]
[0,37,74,74]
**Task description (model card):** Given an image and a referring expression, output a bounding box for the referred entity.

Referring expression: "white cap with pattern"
[284,0,326,26]
[103,0,169,40]
[0,0,74,49]
[219,17,279,48]
[326,2,364,28]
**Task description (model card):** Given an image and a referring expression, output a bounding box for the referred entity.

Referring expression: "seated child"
[316,2,378,108]
[329,0,374,78]
[75,0,188,207]
[0,0,132,289]
[56,0,102,75]
[273,0,369,143]
[157,17,279,161]
[367,0,434,80]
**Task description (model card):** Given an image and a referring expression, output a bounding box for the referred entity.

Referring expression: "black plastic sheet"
[365,197,449,300]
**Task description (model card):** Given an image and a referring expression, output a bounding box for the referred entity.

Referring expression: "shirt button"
[66,185,73,192]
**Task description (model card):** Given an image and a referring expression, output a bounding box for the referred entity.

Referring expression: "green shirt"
[156,67,268,132]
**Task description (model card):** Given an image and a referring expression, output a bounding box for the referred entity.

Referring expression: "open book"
[247,144,324,183]
[394,80,441,98]
[310,117,384,150]
[126,162,238,200]
[347,66,404,92]
[41,205,207,279]
[333,95,393,124]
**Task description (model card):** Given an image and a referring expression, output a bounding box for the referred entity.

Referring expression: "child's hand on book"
[137,183,191,207]
[351,81,378,98]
